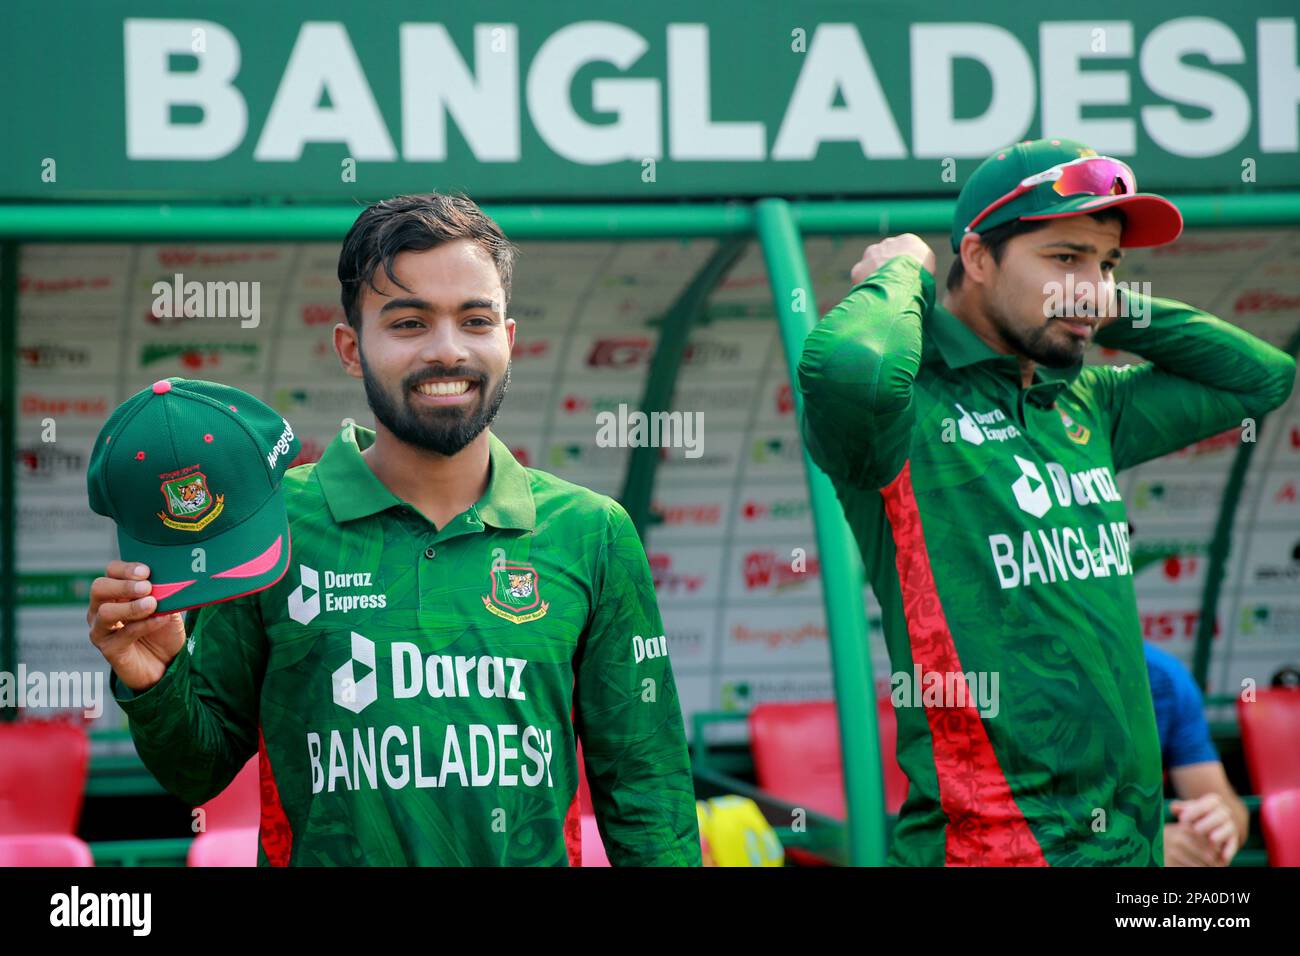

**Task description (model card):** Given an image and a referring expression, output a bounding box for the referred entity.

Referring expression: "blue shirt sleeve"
[1145,642,1219,769]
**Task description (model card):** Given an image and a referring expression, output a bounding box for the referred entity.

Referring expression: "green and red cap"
[951,137,1183,252]
[87,378,300,615]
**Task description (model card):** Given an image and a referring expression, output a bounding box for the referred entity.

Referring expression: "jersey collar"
[926,301,1083,405]
[316,423,535,531]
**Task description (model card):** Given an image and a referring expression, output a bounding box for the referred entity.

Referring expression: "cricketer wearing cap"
[88,193,700,867]
[798,138,1296,866]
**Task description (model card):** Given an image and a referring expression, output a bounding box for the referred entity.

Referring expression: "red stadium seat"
[1260,789,1300,867]
[0,719,89,834]
[188,826,259,867]
[194,755,259,831]
[0,833,94,867]
[748,699,908,820]
[1237,688,1300,797]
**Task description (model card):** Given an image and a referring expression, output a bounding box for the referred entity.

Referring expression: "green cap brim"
[116,488,292,616]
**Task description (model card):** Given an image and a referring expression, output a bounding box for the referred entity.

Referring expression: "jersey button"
[424,547,436,559]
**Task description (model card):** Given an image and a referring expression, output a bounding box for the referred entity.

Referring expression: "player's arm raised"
[573,502,701,866]
[88,561,266,806]
[797,234,936,490]
[1089,289,1296,471]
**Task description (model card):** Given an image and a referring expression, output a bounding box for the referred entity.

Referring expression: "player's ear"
[334,321,363,380]
[959,232,994,287]
[504,316,516,353]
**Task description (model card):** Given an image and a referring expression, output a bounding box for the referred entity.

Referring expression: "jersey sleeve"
[1164,667,1220,769]
[797,255,932,490]
[1088,288,1297,472]
[573,501,701,867]
[110,595,267,806]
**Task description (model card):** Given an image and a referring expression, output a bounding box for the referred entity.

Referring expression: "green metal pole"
[754,198,887,867]
[1,241,18,717]
[621,238,748,538]
[0,203,755,241]
[2,191,1299,241]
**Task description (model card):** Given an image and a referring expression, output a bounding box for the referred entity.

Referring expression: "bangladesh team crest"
[157,465,225,531]
[1058,407,1091,445]
[482,563,549,623]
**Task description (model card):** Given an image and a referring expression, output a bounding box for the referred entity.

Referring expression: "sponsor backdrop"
[2,4,1298,199]
[11,230,1300,738]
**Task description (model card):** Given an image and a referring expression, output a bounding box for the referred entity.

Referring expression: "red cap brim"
[1020,193,1183,248]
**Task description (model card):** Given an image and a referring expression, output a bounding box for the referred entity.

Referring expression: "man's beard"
[994,307,1088,369]
[359,350,511,456]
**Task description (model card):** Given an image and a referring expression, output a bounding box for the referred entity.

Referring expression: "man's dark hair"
[338,193,518,331]
[946,208,1127,292]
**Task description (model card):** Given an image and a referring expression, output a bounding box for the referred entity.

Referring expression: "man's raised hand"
[850,234,937,288]
[88,561,188,693]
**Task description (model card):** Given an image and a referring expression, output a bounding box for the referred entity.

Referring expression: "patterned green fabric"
[114,424,700,867]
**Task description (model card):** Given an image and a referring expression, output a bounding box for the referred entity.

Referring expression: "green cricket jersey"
[798,256,1296,867]
[112,424,700,867]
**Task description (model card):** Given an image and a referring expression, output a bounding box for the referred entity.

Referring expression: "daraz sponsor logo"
[996,452,1131,590]
[1009,454,1121,519]
[312,632,552,794]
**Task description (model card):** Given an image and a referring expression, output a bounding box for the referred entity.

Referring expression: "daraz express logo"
[1010,455,1121,519]
[288,564,388,624]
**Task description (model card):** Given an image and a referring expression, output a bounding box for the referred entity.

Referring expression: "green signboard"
[3,1,1298,200]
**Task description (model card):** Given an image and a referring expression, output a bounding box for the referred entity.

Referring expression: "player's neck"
[361,427,492,530]
[942,288,1037,389]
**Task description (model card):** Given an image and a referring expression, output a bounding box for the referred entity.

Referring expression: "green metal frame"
[621,238,749,536]
[2,192,1295,866]
[0,242,16,721]
[3,192,1300,241]
[755,199,887,866]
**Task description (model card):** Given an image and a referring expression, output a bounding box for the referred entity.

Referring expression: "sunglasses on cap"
[964,155,1137,236]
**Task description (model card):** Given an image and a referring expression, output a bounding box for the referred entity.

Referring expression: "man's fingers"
[106,560,151,580]
[90,595,158,642]
[1208,819,1237,848]
[1191,806,1230,836]
[92,611,175,659]
[88,575,154,617]
[1220,834,1240,864]
[1174,795,1214,823]
[88,566,154,625]
[1184,831,1219,867]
